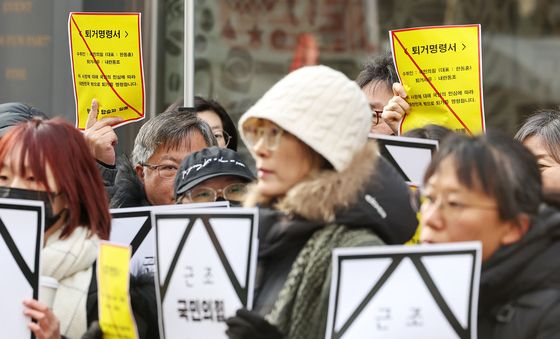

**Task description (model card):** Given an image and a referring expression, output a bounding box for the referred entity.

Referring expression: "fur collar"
[244,141,379,222]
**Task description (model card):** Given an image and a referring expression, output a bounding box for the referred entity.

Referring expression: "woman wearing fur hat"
[225,65,417,339]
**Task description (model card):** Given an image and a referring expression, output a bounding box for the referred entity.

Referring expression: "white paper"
[0,198,44,339]
[369,133,438,186]
[326,242,481,339]
[153,208,258,339]
[110,202,230,275]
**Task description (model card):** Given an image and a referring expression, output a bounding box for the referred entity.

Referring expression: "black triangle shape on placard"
[379,145,412,182]
[333,252,473,339]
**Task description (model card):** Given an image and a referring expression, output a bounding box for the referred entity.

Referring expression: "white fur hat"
[239,65,371,172]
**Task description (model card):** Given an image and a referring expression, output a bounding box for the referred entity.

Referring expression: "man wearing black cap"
[175,146,255,205]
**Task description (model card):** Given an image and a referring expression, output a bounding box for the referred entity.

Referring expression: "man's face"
[362,81,394,135]
[177,175,249,204]
[136,132,208,205]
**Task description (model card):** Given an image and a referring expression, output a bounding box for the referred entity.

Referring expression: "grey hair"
[514,109,560,163]
[131,109,217,165]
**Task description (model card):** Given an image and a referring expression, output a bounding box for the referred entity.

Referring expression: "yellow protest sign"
[69,12,145,130]
[390,24,485,135]
[98,242,138,339]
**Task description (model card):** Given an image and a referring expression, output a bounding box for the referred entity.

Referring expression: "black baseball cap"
[174,146,255,197]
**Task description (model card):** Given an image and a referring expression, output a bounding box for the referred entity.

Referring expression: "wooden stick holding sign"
[0,198,43,339]
[326,242,481,339]
[153,208,258,339]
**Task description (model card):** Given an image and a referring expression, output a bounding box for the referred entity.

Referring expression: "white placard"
[110,201,230,276]
[153,208,259,339]
[326,242,481,339]
[0,198,44,339]
[370,133,438,187]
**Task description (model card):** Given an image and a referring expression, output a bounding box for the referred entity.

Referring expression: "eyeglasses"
[371,109,383,126]
[242,124,284,151]
[419,190,498,219]
[140,163,178,179]
[181,182,248,203]
[214,129,232,148]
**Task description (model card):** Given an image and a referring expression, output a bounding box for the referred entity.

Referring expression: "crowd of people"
[2,51,560,339]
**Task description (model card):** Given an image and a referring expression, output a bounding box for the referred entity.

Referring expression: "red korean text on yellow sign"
[390,25,485,135]
[69,12,145,130]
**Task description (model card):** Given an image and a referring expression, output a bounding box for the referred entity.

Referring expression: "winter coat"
[478,204,560,339]
[98,155,150,208]
[245,141,418,339]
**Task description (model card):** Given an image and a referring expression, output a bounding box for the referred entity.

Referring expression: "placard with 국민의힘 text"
[153,208,258,339]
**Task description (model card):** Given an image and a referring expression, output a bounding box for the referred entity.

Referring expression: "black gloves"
[225,309,283,339]
[80,321,102,339]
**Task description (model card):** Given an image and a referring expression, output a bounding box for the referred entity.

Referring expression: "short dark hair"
[194,96,238,151]
[515,109,560,163]
[404,124,453,143]
[165,96,238,151]
[356,52,398,91]
[424,131,542,221]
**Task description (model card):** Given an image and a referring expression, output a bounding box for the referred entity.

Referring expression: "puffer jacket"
[100,155,150,208]
[478,204,560,339]
[245,141,418,339]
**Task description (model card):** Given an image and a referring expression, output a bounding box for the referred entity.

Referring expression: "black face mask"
[0,187,65,231]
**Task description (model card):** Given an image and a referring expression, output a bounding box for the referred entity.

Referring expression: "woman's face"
[197,110,229,148]
[247,119,319,198]
[523,135,560,191]
[420,157,523,261]
[0,148,67,238]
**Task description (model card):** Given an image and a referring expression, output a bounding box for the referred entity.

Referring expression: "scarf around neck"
[41,226,99,339]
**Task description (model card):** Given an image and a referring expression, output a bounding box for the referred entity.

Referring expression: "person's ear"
[134,164,145,183]
[501,213,530,246]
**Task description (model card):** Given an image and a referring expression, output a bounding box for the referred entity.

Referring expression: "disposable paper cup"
[39,276,59,308]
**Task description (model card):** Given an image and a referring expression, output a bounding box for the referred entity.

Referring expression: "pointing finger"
[86,99,99,129]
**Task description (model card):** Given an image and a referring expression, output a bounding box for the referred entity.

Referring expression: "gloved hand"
[225,309,283,339]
